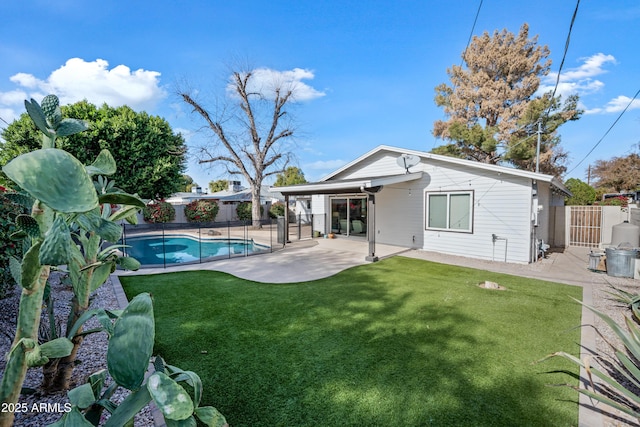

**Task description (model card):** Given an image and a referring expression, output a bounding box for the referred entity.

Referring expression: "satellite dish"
[396,154,420,173]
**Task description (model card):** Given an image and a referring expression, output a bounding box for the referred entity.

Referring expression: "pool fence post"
[227,221,231,259]
[121,223,127,257]
[198,225,202,263]
[244,220,248,257]
[162,224,166,269]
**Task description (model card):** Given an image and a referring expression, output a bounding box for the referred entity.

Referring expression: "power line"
[566,88,640,176]
[461,0,484,66]
[544,0,580,113]
[495,0,580,166]
[432,0,483,150]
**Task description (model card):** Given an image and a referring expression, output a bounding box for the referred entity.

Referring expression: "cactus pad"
[24,98,51,136]
[16,214,41,239]
[147,372,194,421]
[20,242,42,290]
[39,337,74,359]
[3,192,34,210]
[40,95,59,118]
[86,149,117,176]
[195,406,227,427]
[107,293,155,390]
[55,118,88,137]
[39,215,71,266]
[3,148,99,213]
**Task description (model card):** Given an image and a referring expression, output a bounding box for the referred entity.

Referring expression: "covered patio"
[275,172,423,261]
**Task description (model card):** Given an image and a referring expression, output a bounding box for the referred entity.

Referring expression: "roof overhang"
[272,172,424,196]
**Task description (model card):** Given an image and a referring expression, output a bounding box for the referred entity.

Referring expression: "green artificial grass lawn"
[120,256,583,427]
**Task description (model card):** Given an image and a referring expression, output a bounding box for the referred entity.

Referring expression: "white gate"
[568,206,602,247]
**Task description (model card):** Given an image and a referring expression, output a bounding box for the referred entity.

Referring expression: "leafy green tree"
[0,101,187,200]
[181,174,196,192]
[564,178,596,205]
[432,23,580,175]
[274,166,307,186]
[209,179,229,193]
[0,186,27,299]
[504,94,581,176]
[236,202,263,221]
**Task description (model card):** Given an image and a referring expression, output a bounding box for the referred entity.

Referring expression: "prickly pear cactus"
[23,95,88,148]
[40,94,61,127]
[147,372,195,421]
[3,148,98,213]
[107,293,155,390]
[0,94,142,427]
[15,214,41,239]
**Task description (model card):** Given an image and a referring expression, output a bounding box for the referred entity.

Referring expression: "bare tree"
[180,67,321,227]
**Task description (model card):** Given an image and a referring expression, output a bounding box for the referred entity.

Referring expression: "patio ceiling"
[273,172,424,196]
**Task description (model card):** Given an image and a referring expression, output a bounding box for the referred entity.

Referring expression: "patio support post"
[366,194,378,262]
[284,195,291,244]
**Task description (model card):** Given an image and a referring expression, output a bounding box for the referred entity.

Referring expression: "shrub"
[594,195,629,207]
[564,178,596,205]
[184,199,219,223]
[143,200,176,223]
[269,202,285,218]
[268,202,297,222]
[0,187,27,298]
[236,202,263,221]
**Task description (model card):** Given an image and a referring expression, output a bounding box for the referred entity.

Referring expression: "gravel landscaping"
[0,274,153,426]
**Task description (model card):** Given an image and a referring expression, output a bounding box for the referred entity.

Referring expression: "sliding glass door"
[330,197,367,236]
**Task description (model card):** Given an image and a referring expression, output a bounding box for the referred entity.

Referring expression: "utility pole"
[535,120,541,173]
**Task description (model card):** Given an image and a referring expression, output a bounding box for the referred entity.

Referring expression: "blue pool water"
[123,235,269,265]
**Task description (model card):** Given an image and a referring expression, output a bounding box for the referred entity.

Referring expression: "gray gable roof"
[274,145,570,196]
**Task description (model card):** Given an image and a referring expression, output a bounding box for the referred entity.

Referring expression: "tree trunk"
[251,184,262,229]
[46,333,84,392]
[41,295,87,392]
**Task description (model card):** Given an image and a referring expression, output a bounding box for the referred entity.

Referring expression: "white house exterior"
[274,145,569,264]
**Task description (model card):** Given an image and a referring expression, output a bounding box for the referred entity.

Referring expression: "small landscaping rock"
[478,280,506,290]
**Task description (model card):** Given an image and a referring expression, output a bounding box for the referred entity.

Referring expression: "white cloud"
[227,67,325,102]
[10,73,41,89]
[0,89,29,107]
[0,108,18,127]
[537,53,638,115]
[304,159,347,170]
[0,58,167,123]
[538,53,615,99]
[599,95,640,113]
[559,53,616,81]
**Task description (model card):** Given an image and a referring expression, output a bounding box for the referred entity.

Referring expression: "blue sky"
[1,1,639,188]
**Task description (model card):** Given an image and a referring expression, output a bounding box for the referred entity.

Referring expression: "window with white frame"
[425,191,473,232]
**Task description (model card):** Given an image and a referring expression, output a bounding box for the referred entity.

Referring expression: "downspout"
[361,185,382,262]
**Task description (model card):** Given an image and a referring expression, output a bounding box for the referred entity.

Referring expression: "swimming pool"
[122,234,270,266]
